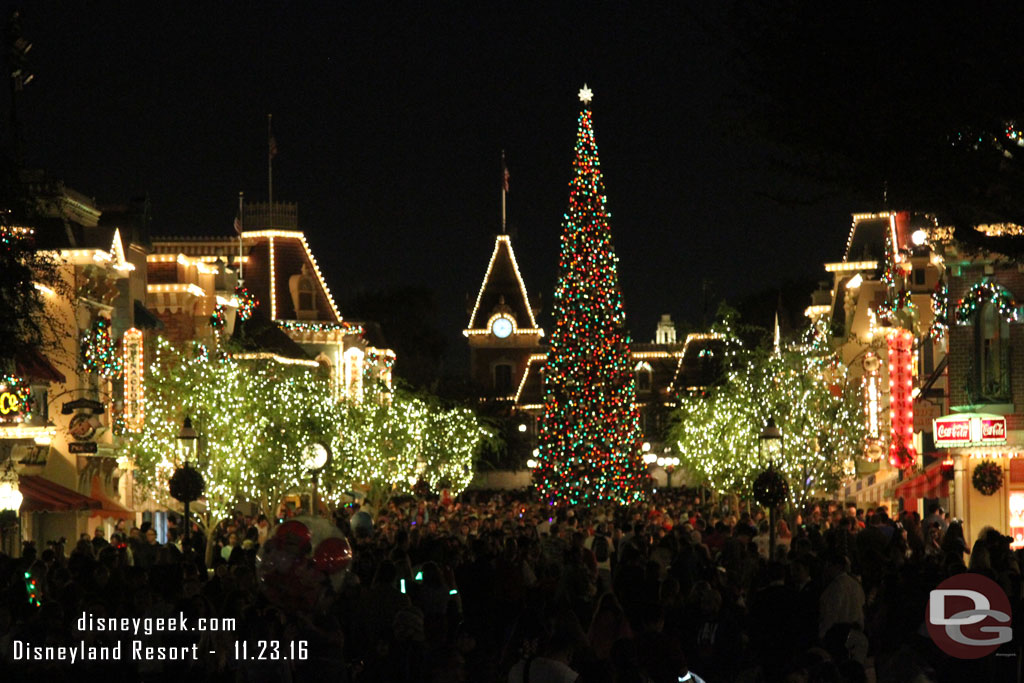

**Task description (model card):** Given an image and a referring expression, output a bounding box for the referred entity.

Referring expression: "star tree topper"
[578,83,594,104]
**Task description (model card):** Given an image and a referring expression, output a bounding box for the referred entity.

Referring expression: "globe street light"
[0,460,21,557]
[171,416,202,549]
[759,417,784,557]
[0,461,22,513]
[302,442,331,516]
[656,452,681,487]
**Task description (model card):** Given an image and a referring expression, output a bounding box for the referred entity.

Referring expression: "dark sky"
[8,2,865,367]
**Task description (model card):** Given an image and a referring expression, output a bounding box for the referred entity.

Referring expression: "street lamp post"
[759,417,783,558]
[656,451,681,488]
[177,416,198,547]
[0,459,23,555]
[302,442,330,516]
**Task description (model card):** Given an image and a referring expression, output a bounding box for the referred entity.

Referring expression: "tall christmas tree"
[536,85,646,506]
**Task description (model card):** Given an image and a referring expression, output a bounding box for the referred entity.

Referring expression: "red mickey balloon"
[313,536,352,574]
[276,520,312,550]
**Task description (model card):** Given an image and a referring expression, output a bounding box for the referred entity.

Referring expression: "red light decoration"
[887,330,916,469]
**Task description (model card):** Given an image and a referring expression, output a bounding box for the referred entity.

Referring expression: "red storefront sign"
[933,414,1007,448]
[935,417,972,446]
[981,418,1007,443]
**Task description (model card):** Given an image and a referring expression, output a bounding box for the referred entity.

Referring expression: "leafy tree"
[670,319,864,507]
[330,384,491,508]
[121,338,338,542]
[0,214,68,368]
[123,337,490,524]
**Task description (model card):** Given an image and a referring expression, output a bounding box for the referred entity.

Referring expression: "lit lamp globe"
[302,443,330,471]
[0,469,22,513]
[757,417,786,559]
[178,416,198,463]
[759,418,783,462]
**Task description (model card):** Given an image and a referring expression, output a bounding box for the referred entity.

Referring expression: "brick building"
[934,225,1024,546]
[810,211,947,510]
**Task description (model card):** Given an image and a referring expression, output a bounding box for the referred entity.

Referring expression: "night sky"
[7,3,866,372]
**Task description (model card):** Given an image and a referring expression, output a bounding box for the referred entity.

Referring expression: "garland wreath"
[972,459,1004,496]
[954,280,1018,325]
[235,285,258,322]
[753,463,790,508]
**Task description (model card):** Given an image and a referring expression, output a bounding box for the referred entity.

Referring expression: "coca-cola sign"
[981,418,1007,443]
[935,418,972,446]
[933,414,1008,447]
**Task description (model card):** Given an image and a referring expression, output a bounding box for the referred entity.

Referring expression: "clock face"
[491,316,514,338]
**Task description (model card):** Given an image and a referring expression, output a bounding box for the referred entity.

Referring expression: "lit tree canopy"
[332,387,491,507]
[121,337,491,519]
[121,337,341,523]
[670,320,864,506]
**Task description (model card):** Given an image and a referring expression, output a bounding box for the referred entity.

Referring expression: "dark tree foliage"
[341,285,447,391]
[0,208,66,367]
[730,2,1024,242]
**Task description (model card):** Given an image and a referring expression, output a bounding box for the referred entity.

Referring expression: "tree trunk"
[203,511,217,567]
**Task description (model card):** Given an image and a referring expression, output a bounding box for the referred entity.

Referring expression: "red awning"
[19,475,101,513]
[15,348,66,384]
[89,476,135,520]
[895,465,949,505]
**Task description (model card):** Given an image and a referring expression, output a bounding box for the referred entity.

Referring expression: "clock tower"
[464,234,543,399]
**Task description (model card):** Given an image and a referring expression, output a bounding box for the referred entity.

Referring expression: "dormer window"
[289,264,317,320]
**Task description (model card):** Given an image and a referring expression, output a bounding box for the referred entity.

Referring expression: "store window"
[975,301,1011,403]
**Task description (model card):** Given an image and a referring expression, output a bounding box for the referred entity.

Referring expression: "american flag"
[501,152,509,193]
[269,133,278,160]
[233,214,242,235]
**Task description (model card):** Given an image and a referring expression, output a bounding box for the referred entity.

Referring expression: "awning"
[19,475,101,513]
[895,464,949,505]
[134,299,164,330]
[89,476,135,520]
[15,347,66,384]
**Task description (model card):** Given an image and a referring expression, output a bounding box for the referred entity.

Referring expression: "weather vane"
[578,84,593,104]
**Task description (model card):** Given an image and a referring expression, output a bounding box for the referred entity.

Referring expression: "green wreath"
[954,280,1018,325]
[972,460,1004,496]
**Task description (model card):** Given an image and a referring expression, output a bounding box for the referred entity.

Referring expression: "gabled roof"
[231,312,316,362]
[669,335,727,392]
[844,212,893,263]
[242,230,342,323]
[151,229,342,324]
[466,234,542,333]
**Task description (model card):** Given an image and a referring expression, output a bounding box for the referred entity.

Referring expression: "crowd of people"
[0,490,1021,682]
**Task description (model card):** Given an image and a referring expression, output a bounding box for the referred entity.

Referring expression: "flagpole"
[267,114,274,228]
[501,150,507,234]
[237,191,245,284]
